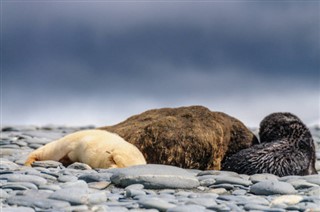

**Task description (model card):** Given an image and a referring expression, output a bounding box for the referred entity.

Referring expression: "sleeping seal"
[24,129,146,169]
[222,112,317,176]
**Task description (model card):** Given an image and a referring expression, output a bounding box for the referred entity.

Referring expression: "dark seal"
[222,112,317,177]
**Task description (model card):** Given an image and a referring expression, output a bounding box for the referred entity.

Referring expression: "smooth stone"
[138,197,176,211]
[207,204,231,212]
[58,175,78,182]
[208,188,228,195]
[125,184,145,190]
[197,170,239,177]
[232,189,247,195]
[185,197,217,207]
[88,181,111,190]
[2,185,28,190]
[245,196,269,205]
[243,203,270,211]
[39,184,61,191]
[306,187,320,196]
[2,207,35,212]
[31,160,63,168]
[303,175,320,186]
[78,173,113,183]
[2,182,38,190]
[296,202,320,211]
[250,180,297,195]
[67,162,92,170]
[210,183,234,190]
[0,174,47,186]
[61,180,88,190]
[125,188,146,198]
[167,205,207,212]
[250,173,279,183]
[271,195,303,205]
[287,179,319,189]
[0,189,9,198]
[175,191,193,197]
[218,195,247,204]
[110,164,200,189]
[6,195,70,209]
[49,188,106,205]
[200,178,216,187]
[213,176,252,186]
[158,189,175,195]
[0,144,20,149]
[63,205,89,212]
[25,137,50,145]
[32,198,72,209]
[28,143,43,149]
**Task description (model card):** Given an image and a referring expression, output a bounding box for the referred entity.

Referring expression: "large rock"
[100,106,257,170]
[110,164,200,189]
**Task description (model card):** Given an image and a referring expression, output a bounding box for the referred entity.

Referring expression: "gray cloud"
[2,1,319,126]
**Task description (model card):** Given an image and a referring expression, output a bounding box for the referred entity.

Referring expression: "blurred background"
[2,1,319,127]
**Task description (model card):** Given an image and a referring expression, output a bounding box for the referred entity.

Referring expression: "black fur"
[221,112,317,177]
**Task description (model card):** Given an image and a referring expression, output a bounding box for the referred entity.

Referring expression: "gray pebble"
[126,188,146,198]
[2,182,38,190]
[213,176,252,186]
[0,174,47,186]
[199,178,216,187]
[67,162,92,170]
[303,175,320,186]
[38,184,61,191]
[306,187,320,196]
[232,189,247,195]
[138,197,176,211]
[0,189,9,198]
[88,181,111,190]
[250,173,279,183]
[250,180,297,195]
[197,170,239,177]
[167,205,207,212]
[58,175,78,182]
[64,205,89,212]
[111,164,200,189]
[186,197,217,207]
[287,179,319,189]
[125,184,145,190]
[31,160,63,168]
[296,202,320,211]
[49,188,106,205]
[1,144,21,149]
[2,207,35,212]
[207,204,231,212]
[210,183,234,190]
[158,189,175,195]
[61,180,88,190]
[78,172,113,183]
[0,159,20,171]
[244,203,270,211]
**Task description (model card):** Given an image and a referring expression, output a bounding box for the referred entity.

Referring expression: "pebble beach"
[1,125,319,212]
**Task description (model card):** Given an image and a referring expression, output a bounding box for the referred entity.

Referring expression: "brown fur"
[24,130,146,168]
[99,106,258,170]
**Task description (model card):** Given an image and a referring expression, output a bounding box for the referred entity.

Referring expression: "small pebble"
[250,180,297,195]
[271,195,303,205]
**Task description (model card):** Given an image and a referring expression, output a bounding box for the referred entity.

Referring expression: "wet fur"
[24,130,146,168]
[222,112,317,176]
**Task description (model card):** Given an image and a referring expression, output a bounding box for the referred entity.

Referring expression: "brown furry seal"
[222,112,317,176]
[99,106,258,170]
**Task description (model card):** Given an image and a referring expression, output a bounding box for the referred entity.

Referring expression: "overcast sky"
[2,1,319,127]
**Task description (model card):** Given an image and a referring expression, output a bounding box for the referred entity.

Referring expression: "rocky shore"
[1,125,319,212]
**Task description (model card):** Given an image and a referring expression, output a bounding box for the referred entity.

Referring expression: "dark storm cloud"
[2,1,319,126]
